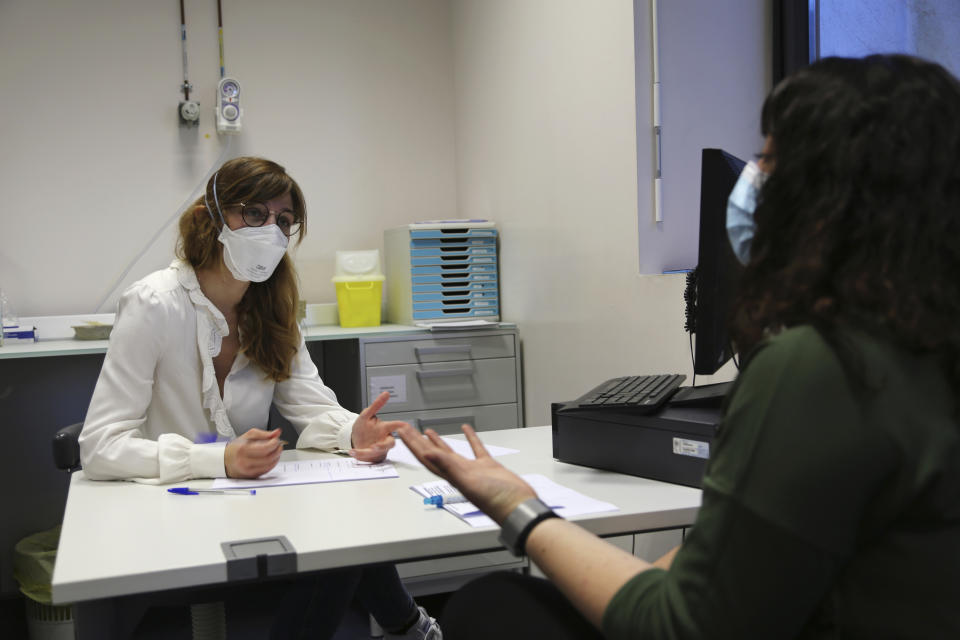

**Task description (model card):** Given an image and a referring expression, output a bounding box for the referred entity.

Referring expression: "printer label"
[673,437,710,459]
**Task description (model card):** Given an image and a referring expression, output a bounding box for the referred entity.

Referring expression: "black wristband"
[497,498,560,556]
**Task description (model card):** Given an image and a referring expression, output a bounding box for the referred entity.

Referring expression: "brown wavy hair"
[176,156,307,382]
[731,55,960,391]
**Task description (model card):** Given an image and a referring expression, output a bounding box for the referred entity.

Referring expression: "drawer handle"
[415,344,473,356]
[415,367,474,379]
[417,415,475,429]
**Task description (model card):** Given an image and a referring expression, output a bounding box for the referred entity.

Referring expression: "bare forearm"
[393,423,661,627]
[524,518,657,628]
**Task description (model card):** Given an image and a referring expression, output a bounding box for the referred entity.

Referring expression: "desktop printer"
[551,383,729,488]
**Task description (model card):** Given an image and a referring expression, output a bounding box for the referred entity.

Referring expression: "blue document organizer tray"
[385,221,500,324]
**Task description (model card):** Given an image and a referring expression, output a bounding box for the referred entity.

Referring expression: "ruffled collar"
[171,259,237,439]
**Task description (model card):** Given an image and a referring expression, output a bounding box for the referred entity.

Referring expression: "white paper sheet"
[414,320,501,330]
[410,473,619,528]
[211,458,398,490]
[387,436,518,468]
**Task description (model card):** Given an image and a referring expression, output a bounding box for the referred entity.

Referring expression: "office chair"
[52,422,83,472]
[51,421,227,640]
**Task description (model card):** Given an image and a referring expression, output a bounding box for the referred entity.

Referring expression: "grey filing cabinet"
[323,326,526,593]
[357,327,523,434]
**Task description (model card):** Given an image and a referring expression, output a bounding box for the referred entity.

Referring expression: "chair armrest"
[53,422,84,472]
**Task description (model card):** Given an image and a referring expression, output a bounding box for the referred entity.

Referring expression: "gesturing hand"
[395,423,536,524]
[224,428,283,478]
[349,391,408,463]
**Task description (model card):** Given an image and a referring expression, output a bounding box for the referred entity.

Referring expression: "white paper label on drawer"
[370,375,407,403]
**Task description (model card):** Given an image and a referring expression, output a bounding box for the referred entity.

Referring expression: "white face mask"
[218,224,288,283]
[204,171,289,282]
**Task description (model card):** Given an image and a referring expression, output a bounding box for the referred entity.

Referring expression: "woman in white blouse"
[79,156,440,639]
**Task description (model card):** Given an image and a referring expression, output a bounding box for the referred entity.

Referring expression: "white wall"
[452,0,768,426]
[1,0,770,427]
[0,0,457,316]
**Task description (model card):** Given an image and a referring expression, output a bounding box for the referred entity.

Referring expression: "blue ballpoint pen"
[168,487,256,496]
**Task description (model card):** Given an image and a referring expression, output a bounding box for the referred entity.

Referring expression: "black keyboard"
[571,374,686,414]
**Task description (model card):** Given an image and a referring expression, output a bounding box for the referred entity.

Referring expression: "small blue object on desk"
[168,487,256,496]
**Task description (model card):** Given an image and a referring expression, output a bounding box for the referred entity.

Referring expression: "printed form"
[411,474,619,528]
[211,458,398,490]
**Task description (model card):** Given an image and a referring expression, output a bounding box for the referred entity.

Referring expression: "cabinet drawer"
[363,334,515,366]
[379,403,520,435]
[396,550,523,581]
[367,358,516,411]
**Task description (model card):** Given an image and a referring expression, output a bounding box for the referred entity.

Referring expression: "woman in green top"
[396,54,960,639]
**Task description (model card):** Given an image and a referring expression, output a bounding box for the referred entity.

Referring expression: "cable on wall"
[178,0,200,125]
[180,0,190,100]
[214,0,243,135]
[217,0,225,78]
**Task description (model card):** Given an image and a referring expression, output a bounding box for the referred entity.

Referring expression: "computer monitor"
[687,148,746,376]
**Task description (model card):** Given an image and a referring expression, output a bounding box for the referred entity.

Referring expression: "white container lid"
[404,219,496,230]
[332,250,384,282]
[334,250,381,276]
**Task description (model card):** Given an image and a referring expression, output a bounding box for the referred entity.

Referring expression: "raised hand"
[395,423,536,524]
[224,428,283,478]
[349,391,407,463]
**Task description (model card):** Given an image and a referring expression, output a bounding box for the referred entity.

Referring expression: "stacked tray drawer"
[408,228,499,321]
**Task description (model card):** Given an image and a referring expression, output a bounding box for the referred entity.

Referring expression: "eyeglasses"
[236,202,302,237]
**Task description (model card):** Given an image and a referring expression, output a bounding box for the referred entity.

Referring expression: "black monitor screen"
[691,148,746,376]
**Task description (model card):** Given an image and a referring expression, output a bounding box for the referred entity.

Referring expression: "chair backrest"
[52,422,83,472]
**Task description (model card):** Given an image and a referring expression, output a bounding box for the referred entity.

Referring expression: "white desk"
[0,322,515,597]
[53,426,701,635]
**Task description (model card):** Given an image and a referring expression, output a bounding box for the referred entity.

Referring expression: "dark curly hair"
[730,54,960,390]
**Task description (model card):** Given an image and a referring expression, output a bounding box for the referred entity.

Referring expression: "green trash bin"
[13,525,75,640]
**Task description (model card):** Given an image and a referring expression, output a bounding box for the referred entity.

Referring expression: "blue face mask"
[726,160,767,265]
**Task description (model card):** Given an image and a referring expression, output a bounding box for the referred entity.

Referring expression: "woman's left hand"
[395,423,536,524]
[349,391,407,463]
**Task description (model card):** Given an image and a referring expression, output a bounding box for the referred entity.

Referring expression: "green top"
[602,325,960,639]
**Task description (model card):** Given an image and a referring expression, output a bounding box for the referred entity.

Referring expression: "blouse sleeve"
[273,337,359,452]
[78,284,226,483]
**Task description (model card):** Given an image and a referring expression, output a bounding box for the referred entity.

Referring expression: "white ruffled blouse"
[79,260,358,483]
